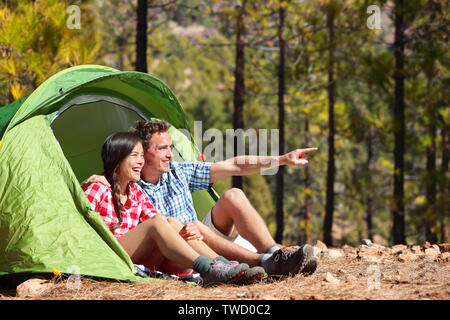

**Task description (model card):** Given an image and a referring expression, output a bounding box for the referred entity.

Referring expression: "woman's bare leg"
[118,215,200,268]
[166,217,218,261]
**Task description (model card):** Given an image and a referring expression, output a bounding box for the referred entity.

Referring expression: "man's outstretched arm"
[209,147,318,183]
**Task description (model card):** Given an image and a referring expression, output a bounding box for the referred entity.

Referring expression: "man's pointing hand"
[282,148,318,166]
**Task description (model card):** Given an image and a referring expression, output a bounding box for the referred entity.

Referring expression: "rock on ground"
[16,278,53,298]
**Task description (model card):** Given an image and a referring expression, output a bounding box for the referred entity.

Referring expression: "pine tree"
[232,0,247,190]
[274,2,287,244]
[323,0,337,247]
[392,0,406,244]
[136,0,148,72]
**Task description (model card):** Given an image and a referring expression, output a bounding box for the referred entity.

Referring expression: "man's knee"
[221,188,246,204]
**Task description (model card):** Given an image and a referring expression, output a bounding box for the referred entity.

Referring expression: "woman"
[84,132,256,285]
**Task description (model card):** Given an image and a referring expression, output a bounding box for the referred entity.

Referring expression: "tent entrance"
[51,95,148,182]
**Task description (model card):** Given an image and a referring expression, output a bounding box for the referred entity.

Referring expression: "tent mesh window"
[50,95,148,182]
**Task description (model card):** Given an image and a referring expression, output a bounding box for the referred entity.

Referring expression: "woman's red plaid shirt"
[84,182,158,239]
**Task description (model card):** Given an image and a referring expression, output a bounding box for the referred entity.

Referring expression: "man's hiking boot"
[200,260,248,285]
[262,244,315,276]
[302,255,318,276]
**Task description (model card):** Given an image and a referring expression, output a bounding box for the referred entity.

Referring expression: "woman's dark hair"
[101,132,142,231]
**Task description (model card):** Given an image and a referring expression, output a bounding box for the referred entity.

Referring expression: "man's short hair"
[129,120,171,150]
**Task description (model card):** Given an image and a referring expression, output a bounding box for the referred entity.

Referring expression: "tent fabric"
[2,65,190,140]
[0,96,28,138]
[0,116,142,281]
[50,95,147,182]
[0,65,218,281]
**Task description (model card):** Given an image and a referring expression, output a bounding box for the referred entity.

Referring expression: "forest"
[0,0,448,248]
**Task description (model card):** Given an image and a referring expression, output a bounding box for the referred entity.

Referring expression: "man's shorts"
[202,207,239,242]
[202,207,258,253]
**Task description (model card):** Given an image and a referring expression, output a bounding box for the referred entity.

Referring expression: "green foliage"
[0,0,102,105]
[243,174,275,222]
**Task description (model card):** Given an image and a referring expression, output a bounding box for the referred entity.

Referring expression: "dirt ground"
[1,243,449,300]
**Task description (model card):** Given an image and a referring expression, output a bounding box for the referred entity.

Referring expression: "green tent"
[0,65,218,282]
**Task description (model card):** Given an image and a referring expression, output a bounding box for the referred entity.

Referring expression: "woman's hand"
[179,222,204,241]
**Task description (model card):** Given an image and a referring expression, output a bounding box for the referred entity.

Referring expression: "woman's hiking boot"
[200,260,248,285]
[239,266,266,285]
[218,260,266,285]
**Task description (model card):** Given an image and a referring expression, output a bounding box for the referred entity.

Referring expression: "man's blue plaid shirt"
[138,161,213,224]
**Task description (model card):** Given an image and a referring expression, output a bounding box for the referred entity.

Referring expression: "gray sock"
[193,255,213,274]
[259,245,282,269]
[258,253,273,267]
[266,244,281,255]
[214,256,229,264]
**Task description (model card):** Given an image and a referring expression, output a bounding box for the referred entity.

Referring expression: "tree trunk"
[117,36,126,71]
[365,84,375,241]
[304,118,312,244]
[425,78,437,243]
[323,5,335,247]
[439,119,449,242]
[136,0,148,73]
[232,2,246,190]
[392,0,406,244]
[366,127,374,241]
[275,5,286,244]
[8,77,14,104]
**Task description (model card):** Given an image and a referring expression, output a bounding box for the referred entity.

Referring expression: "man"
[85,120,318,276]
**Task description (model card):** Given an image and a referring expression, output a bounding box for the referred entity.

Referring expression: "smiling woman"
[101,132,145,231]
[119,143,144,184]
[84,132,152,236]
